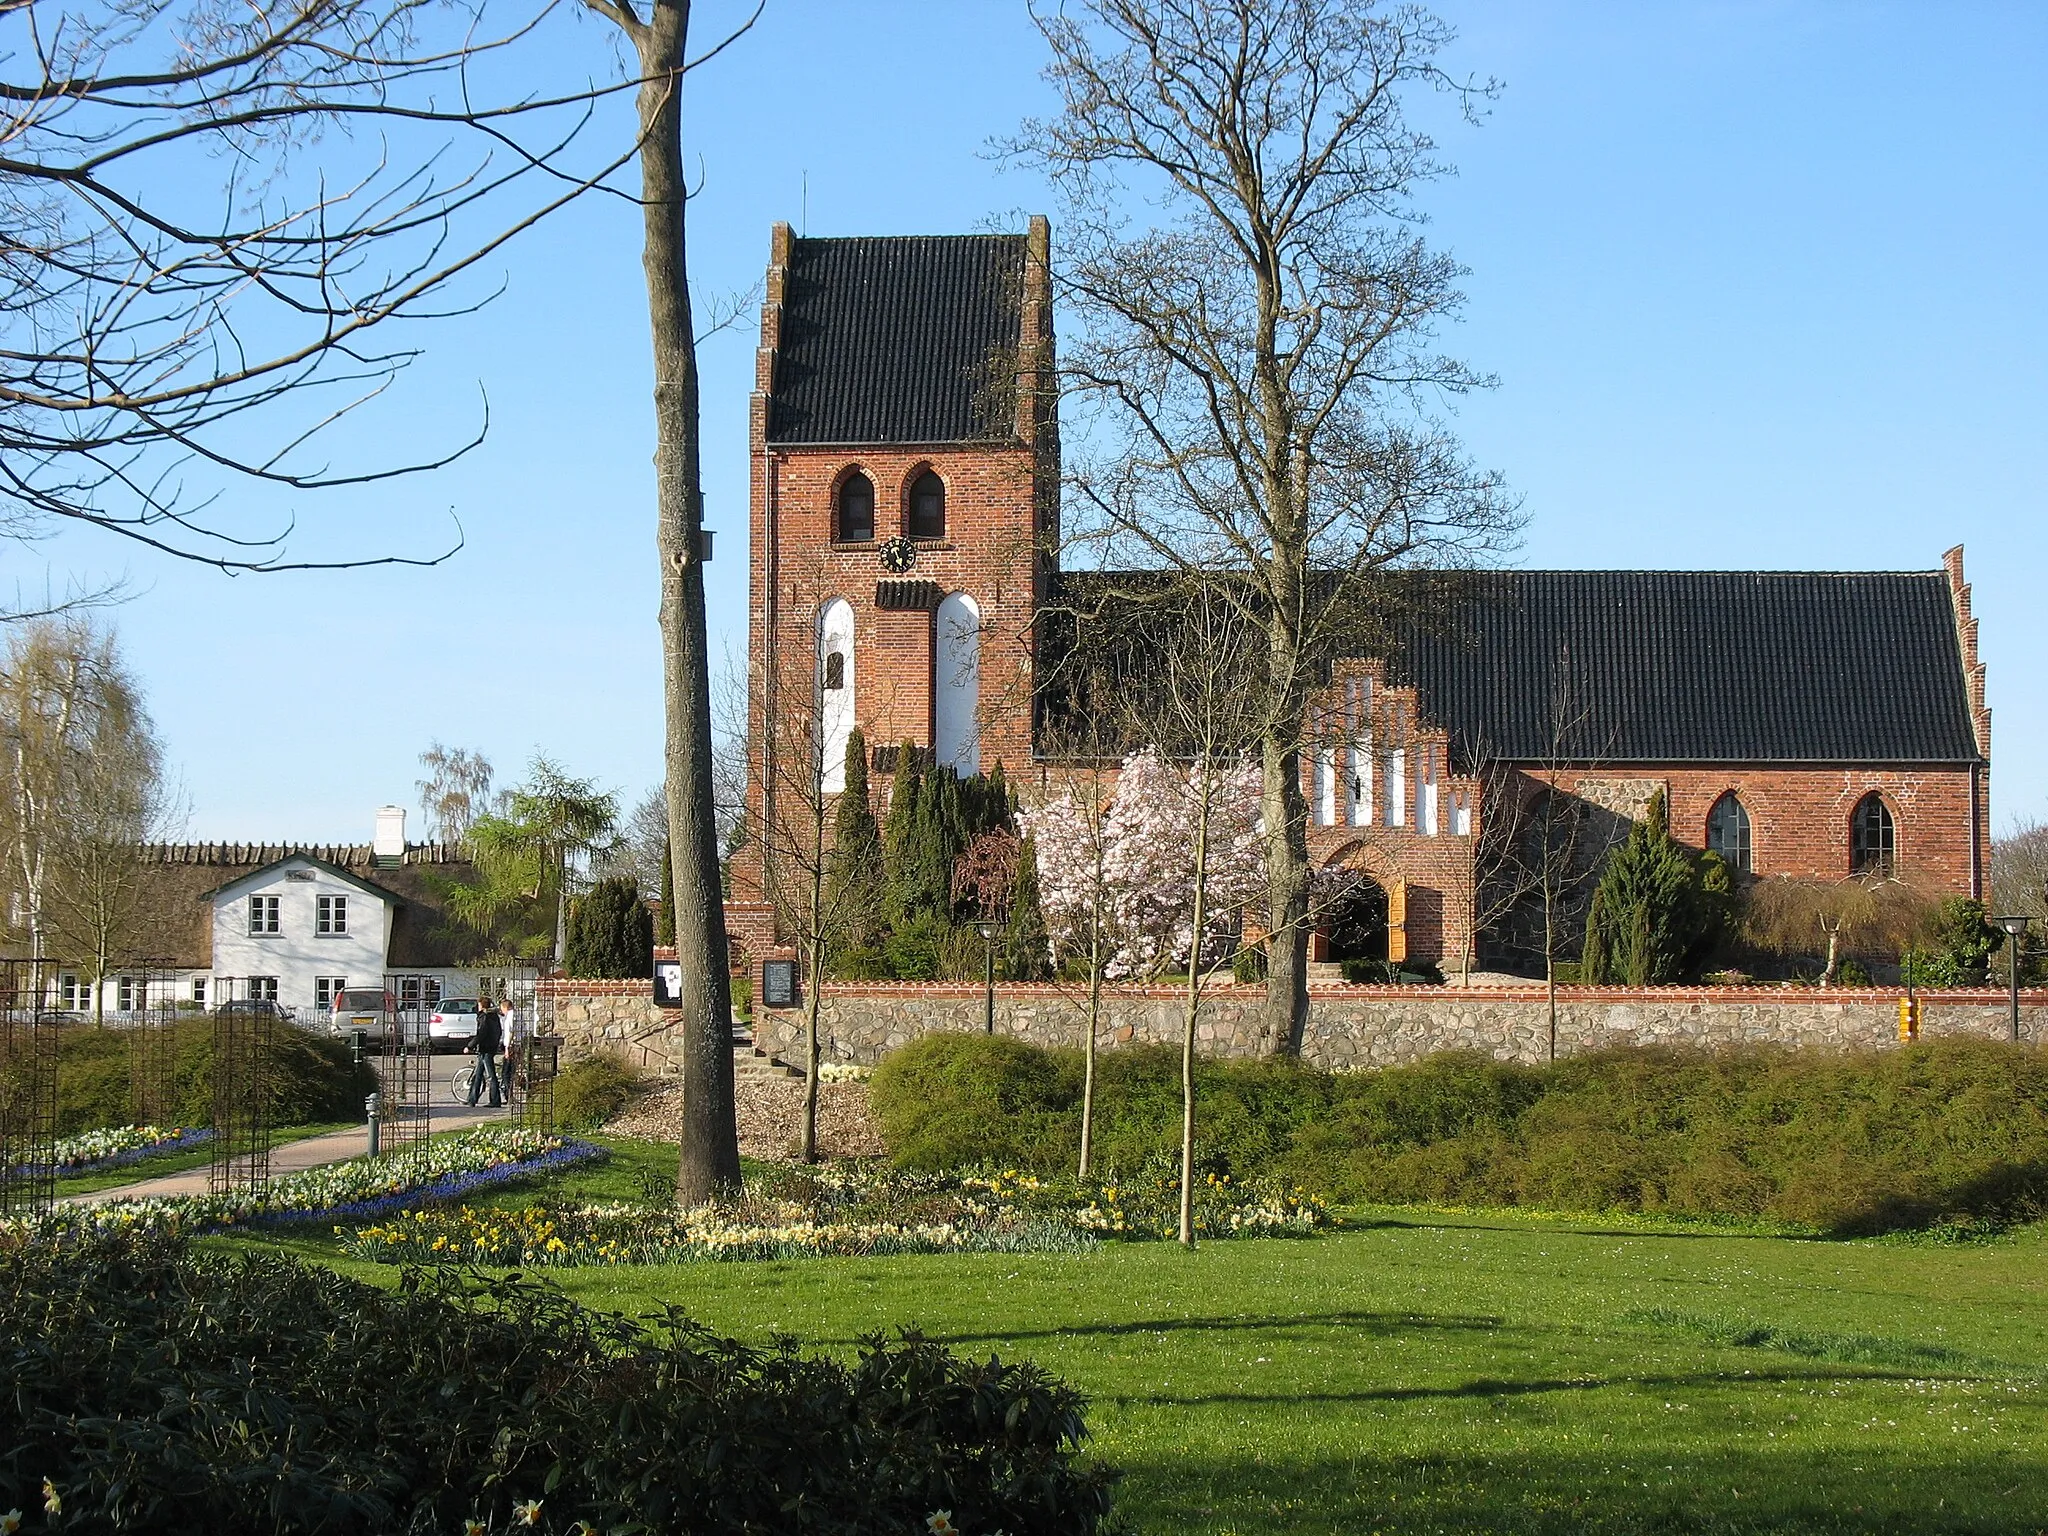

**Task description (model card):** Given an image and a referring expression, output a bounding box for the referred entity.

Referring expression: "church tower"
[729,219,1056,925]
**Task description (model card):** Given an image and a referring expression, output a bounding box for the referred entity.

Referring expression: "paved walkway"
[67,1055,512,1204]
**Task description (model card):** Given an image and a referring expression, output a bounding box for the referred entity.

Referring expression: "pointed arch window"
[1851,793,1895,876]
[908,470,946,540]
[817,599,855,792]
[836,472,875,544]
[933,590,980,775]
[1706,792,1751,873]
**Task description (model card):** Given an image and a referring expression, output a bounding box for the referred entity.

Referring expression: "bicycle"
[449,1045,518,1107]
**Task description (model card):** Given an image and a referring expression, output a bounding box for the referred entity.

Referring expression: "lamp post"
[975,920,1000,1035]
[1993,914,2033,1043]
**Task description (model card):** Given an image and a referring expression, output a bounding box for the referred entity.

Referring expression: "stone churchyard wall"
[754,983,2048,1072]
[538,976,2047,1076]
[537,978,682,1075]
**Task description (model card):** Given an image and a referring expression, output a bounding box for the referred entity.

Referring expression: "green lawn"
[229,1140,2048,1535]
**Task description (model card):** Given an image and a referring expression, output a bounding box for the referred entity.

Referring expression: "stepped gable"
[765,234,1027,445]
[1039,567,1982,768]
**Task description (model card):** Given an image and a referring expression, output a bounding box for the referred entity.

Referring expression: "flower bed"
[346,1200,1093,1266]
[344,1158,1332,1268]
[24,1124,212,1177]
[13,1129,602,1246]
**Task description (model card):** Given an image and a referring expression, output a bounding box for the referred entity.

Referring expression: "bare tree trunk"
[1179,780,1214,1250]
[802,937,823,1164]
[619,0,740,1202]
[1079,917,1102,1180]
[801,795,826,1164]
[1262,735,1309,1055]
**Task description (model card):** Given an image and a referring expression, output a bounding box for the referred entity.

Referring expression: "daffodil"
[927,1512,958,1535]
[41,1480,60,1516]
[464,1519,487,1536]
[514,1498,543,1526]
[1,1508,21,1533]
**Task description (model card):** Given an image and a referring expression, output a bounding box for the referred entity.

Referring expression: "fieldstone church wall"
[755,983,2046,1071]
[539,977,2045,1077]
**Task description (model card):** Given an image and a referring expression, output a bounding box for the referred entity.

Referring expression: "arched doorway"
[1322,873,1389,965]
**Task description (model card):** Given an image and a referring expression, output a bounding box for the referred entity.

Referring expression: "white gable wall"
[210,857,392,1012]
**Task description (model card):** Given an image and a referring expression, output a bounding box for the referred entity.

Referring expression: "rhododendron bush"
[1022,747,1264,979]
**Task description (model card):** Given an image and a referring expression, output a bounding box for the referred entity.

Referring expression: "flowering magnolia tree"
[1025,747,1264,980]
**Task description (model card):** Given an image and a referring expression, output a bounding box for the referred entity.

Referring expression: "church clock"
[876,535,917,575]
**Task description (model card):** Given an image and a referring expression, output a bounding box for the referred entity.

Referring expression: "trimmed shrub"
[0,1228,1115,1534]
[55,1022,375,1135]
[870,1034,1334,1182]
[870,1033,1080,1170]
[551,1053,642,1129]
[869,1033,2048,1235]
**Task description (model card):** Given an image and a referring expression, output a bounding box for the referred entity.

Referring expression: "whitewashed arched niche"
[933,590,981,776]
[816,597,855,792]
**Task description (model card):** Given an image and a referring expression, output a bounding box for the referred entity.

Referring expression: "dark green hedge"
[1,1229,1115,1534]
[56,1021,376,1133]
[868,1033,2048,1235]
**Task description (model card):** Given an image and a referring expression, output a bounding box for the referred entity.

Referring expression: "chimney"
[373,805,407,864]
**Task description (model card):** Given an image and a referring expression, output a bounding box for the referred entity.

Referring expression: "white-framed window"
[192,976,208,1007]
[248,976,279,1003]
[316,894,348,935]
[248,894,281,935]
[315,976,348,1011]
[396,975,441,1009]
[56,972,82,1010]
[116,975,140,1012]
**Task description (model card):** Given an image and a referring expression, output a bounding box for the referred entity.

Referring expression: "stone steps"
[732,1032,803,1082]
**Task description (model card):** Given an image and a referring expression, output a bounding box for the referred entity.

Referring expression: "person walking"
[467,994,506,1109]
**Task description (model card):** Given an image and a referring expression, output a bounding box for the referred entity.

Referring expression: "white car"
[428,997,483,1052]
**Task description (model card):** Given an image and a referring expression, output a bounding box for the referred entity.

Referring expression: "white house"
[62,805,539,1019]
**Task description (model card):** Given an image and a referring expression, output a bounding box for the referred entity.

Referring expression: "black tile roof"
[767,235,1026,445]
[1041,568,1982,767]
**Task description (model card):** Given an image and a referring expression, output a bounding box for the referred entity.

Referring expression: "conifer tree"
[563,877,655,979]
[1582,792,1714,985]
[1003,835,1052,981]
[654,842,675,946]
[825,728,886,947]
[882,743,924,915]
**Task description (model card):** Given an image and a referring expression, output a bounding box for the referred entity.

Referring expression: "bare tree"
[0,617,148,958]
[574,0,761,1201]
[1992,820,2048,927]
[45,710,183,1021]
[0,0,649,581]
[751,608,870,1165]
[1009,0,1519,1053]
[1020,689,1124,1179]
[1114,581,1265,1247]
[418,745,497,844]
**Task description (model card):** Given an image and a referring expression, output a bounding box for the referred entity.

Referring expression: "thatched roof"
[132,843,483,968]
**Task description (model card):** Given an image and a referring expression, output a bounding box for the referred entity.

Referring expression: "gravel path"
[606,1079,886,1160]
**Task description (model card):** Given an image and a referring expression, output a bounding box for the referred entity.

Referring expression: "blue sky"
[29,0,2046,842]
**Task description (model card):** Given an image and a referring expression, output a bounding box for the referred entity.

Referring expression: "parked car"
[428,997,482,1052]
[328,987,398,1045]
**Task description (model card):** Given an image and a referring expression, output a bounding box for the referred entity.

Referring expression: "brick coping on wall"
[795,980,2044,1007]
[536,975,2045,1008]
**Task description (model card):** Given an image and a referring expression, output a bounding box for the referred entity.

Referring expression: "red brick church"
[727,220,1993,976]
